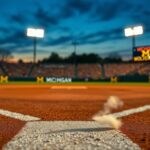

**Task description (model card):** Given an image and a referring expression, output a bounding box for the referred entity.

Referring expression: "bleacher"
[0,67,3,75]
[138,63,150,75]
[1,63,32,77]
[0,62,150,79]
[77,64,102,79]
[104,63,145,78]
[31,64,101,79]
[31,64,74,78]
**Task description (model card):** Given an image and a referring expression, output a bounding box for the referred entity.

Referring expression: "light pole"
[124,25,143,57]
[27,28,44,64]
[72,40,78,79]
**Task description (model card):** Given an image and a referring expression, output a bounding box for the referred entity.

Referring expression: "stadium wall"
[0,75,150,83]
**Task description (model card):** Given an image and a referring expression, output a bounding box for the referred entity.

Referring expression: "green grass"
[0,81,150,86]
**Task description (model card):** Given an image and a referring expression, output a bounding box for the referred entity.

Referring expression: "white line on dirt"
[3,121,141,150]
[112,105,150,118]
[0,109,40,121]
[0,105,149,122]
[2,105,150,149]
[51,86,88,90]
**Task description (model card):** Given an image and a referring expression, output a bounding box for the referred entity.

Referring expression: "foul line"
[0,105,149,122]
[112,105,150,118]
[0,109,40,121]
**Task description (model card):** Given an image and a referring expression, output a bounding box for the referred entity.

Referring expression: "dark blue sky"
[0,0,150,61]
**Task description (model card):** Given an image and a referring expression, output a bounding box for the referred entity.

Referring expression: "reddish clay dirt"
[0,115,25,149]
[121,111,150,150]
[0,84,150,149]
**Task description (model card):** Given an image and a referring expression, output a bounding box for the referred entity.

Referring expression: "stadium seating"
[103,63,149,78]
[137,63,150,75]
[0,62,6,76]
[1,62,150,79]
[31,64,74,78]
[31,64,101,79]
[1,63,32,77]
[0,67,3,75]
[77,64,102,79]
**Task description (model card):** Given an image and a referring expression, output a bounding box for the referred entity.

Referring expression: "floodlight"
[26,27,45,64]
[133,26,143,35]
[124,28,133,37]
[27,28,44,38]
[124,25,143,37]
[124,25,144,58]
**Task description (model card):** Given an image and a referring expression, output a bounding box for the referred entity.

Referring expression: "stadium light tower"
[27,28,44,64]
[124,25,143,51]
[72,40,78,79]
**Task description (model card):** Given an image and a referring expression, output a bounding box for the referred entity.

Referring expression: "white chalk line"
[3,121,141,150]
[0,105,149,122]
[0,109,40,121]
[112,105,150,118]
[1,105,150,149]
[51,86,88,90]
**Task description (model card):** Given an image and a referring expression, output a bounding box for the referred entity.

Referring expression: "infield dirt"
[0,84,150,149]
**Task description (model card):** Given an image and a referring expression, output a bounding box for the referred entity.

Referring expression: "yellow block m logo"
[142,50,150,58]
[36,77,44,83]
[0,76,8,83]
[111,77,118,83]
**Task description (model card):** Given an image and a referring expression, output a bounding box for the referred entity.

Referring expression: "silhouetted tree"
[41,52,123,64]
[0,49,13,62]
[18,59,24,64]
[104,52,122,63]
[42,52,62,63]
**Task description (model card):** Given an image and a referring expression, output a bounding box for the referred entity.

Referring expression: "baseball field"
[0,82,150,149]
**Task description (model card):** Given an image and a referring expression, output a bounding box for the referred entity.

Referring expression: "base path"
[3,121,140,150]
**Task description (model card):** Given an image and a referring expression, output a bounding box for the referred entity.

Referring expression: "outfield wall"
[0,75,150,83]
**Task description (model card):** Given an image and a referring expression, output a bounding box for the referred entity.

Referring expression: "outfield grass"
[0,81,150,86]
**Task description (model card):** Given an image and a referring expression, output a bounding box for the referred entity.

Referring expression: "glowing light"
[27,28,44,38]
[124,26,143,37]
[133,26,143,35]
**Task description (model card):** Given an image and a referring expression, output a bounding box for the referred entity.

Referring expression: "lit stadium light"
[26,28,45,64]
[133,26,143,35]
[124,25,144,59]
[124,28,134,37]
[124,26,143,37]
[27,28,44,38]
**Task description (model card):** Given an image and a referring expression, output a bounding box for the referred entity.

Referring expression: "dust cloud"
[92,96,124,129]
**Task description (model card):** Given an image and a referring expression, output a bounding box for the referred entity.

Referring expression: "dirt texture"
[0,84,150,149]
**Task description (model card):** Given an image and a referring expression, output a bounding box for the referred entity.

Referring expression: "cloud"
[3,30,26,43]
[40,27,123,47]
[13,48,50,54]
[10,13,28,25]
[131,4,150,33]
[34,8,59,28]
[33,0,93,27]
[65,0,93,14]
[47,0,94,20]
[79,28,123,45]
[0,26,10,33]
[0,29,30,50]
[90,0,131,22]
[0,0,149,57]
[43,35,73,46]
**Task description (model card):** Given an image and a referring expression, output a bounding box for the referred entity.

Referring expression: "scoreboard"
[133,46,150,62]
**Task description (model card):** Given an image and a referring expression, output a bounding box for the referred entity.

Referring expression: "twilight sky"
[0,0,150,62]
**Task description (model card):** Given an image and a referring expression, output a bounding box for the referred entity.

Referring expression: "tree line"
[0,49,13,61]
[0,49,123,63]
[40,52,123,64]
